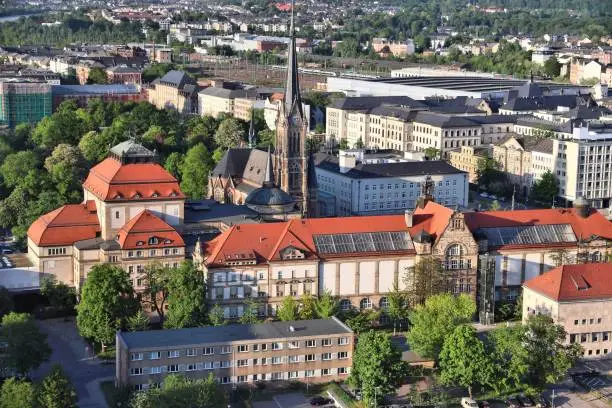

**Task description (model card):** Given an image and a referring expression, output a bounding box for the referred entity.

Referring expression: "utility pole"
[551,389,555,408]
[511,185,515,210]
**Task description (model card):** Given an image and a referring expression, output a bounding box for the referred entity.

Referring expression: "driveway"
[31,317,115,408]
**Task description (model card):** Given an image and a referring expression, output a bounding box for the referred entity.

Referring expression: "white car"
[479,192,489,198]
[461,398,479,408]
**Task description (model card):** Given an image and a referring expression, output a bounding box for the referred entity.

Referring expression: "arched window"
[339,299,352,311]
[289,162,300,190]
[360,298,372,310]
[379,297,389,310]
[445,244,469,270]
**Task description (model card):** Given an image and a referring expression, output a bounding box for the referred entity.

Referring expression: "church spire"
[284,0,303,118]
[263,146,274,187]
[248,111,256,148]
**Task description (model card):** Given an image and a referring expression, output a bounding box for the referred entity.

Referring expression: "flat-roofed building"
[116,317,354,390]
[522,263,612,358]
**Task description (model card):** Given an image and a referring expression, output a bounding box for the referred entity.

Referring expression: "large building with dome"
[27,140,186,289]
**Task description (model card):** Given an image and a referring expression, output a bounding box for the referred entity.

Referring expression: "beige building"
[198,86,258,118]
[27,141,186,290]
[116,318,354,390]
[523,263,612,358]
[148,70,199,115]
[412,112,482,157]
[448,146,489,183]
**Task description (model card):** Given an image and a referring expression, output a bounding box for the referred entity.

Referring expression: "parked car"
[519,395,535,407]
[310,396,332,406]
[2,249,13,254]
[479,192,489,198]
[535,395,549,408]
[478,401,491,408]
[506,397,521,408]
[461,398,479,408]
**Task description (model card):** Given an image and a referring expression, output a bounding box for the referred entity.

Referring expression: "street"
[31,317,115,408]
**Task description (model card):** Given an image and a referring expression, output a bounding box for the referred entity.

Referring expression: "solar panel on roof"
[313,231,413,254]
[479,224,577,246]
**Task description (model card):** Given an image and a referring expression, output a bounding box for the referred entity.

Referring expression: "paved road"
[32,317,115,408]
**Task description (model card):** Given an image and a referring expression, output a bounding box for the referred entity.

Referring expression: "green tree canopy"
[439,325,494,398]
[164,261,208,329]
[40,276,76,312]
[130,373,225,408]
[76,264,138,350]
[530,170,558,205]
[0,286,14,318]
[214,117,244,150]
[543,57,561,78]
[0,378,36,408]
[348,331,409,406]
[407,293,476,359]
[179,143,212,199]
[239,299,262,325]
[0,151,40,189]
[127,310,150,332]
[164,152,185,180]
[314,290,338,318]
[0,312,51,376]
[43,144,87,200]
[208,304,226,326]
[299,294,317,320]
[139,262,171,324]
[87,67,108,84]
[403,256,451,306]
[37,364,78,408]
[277,296,299,321]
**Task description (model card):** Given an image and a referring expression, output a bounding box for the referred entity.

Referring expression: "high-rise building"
[0,79,52,128]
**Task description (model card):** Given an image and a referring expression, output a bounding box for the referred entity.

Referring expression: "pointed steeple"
[284,0,303,118]
[248,112,256,148]
[263,146,274,187]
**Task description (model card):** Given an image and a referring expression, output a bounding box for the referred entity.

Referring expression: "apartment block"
[0,79,52,128]
[116,318,354,390]
[523,263,612,358]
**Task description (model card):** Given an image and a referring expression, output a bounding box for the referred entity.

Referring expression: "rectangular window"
[220,346,231,354]
[130,367,143,376]
[322,353,332,361]
[167,364,179,373]
[322,368,331,376]
[203,361,213,370]
[237,359,249,367]
[306,354,315,362]
[203,347,214,355]
[288,371,299,379]
[261,344,267,351]
[238,345,249,353]
[322,339,332,347]
[288,341,299,349]
[306,340,316,348]
[338,337,349,346]
[272,372,283,380]
[167,350,180,358]
[271,342,283,350]
[288,355,299,363]
[305,370,314,378]
[130,353,143,361]
[272,357,282,365]
[338,367,348,375]
[186,348,196,357]
[186,364,196,371]
[150,351,161,360]
[238,375,247,383]
[338,351,348,359]
[150,366,162,374]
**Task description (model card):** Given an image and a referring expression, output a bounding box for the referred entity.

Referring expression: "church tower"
[274,0,316,217]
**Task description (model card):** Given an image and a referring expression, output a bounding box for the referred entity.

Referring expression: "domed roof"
[246,186,295,207]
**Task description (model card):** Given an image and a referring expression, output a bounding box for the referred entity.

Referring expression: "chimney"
[573,196,590,218]
[338,152,356,173]
[404,209,413,228]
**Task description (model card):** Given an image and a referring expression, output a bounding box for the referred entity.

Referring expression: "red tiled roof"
[464,208,612,246]
[28,201,100,246]
[117,210,184,250]
[523,263,612,302]
[82,157,185,202]
[408,201,453,241]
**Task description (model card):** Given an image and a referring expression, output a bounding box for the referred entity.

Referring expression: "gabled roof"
[82,157,184,201]
[158,70,196,89]
[28,201,100,246]
[116,210,184,250]
[408,201,453,242]
[212,148,269,186]
[523,263,612,302]
[413,111,481,128]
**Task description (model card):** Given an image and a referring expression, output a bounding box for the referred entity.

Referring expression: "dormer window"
[164,239,172,244]
[113,193,123,200]
[136,241,144,246]
[170,191,177,197]
[151,191,159,198]
[148,237,159,245]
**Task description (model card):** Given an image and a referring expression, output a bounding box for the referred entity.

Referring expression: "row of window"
[573,318,604,325]
[569,332,611,344]
[47,247,67,256]
[127,248,180,258]
[130,338,350,361]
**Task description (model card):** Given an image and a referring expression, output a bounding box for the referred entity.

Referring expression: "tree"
[214,117,244,150]
[0,286,13,318]
[44,144,87,199]
[486,325,529,394]
[127,310,150,332]
[0,312,51,376]
[87,67,108,84]
[239,299,262,325]
[31,102,85,150]
[407,294,476,359]
[314,290,337,318]
[344,310,379,335]
[40,276,76,312]
[530,170,558,205]
[403,256,451,306]
[439,325,494,398]
[130,373,225,408]
[543,57,561,78]
[277,296,299,321]
[208,304,226,326]
[299,294,316,320]
[180,143,212,199]
[348,331,409,406]
[0,151,40,189]
[164,152,185,180]
[386,283,409,335]
[476,157,504,188]
[38,364,78,408]
[489,200,501,211]
[0,378,36,408]
[424,147,441,160]
[187,115,218,149]
[338,139,349,150]
[139,263,171,323]
[354,138,364,149]
[76,264,138,351]
[164,262,208,329]
[78,131,110,163]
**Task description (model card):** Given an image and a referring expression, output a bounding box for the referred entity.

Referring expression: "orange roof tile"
[82,157,185,202]
[408,201,453,241]
[28,201,100,246]
[523,263,612,302]
[464,208,612,248]
[117,210,184,250]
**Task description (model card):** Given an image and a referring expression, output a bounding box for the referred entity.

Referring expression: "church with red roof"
[27,141,186,288]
